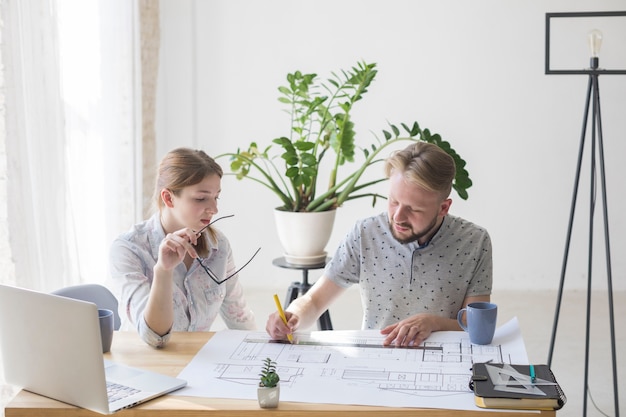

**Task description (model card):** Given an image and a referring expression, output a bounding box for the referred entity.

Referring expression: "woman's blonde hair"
[154,148,223,256]
[384,142,455,199]
[154,148,223,209]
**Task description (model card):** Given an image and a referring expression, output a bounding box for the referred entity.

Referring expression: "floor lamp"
[544,11,625,417]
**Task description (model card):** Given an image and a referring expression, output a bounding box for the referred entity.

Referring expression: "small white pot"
[274,209,336,265]
[257,384,280,408]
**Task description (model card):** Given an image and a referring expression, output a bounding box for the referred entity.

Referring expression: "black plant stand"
[272,257,333,331]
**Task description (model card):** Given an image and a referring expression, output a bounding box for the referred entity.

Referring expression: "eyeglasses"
[193,214,234,236]
[195,215,261,285]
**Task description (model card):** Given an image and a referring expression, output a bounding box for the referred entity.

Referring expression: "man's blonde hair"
[384,142,455,199]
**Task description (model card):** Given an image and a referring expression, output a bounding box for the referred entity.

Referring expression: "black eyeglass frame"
[194,215,261,285]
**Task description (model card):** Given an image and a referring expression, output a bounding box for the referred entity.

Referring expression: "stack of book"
[470,362,567,411]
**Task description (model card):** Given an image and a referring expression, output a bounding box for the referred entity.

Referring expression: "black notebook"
[470,363,567,411]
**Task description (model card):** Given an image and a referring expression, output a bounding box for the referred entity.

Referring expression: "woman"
[109,148,256,347]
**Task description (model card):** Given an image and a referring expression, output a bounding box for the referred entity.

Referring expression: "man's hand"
[380,314,439,347]
[266,310,299,340]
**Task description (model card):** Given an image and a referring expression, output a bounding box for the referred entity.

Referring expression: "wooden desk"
[5,332,556,417]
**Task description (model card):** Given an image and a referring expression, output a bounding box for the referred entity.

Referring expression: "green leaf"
[293,141,315,151]
[273,137,292,147]
[301,153,317,166]
[281,153,299,165]
[285,167,299,178]
[302,166,316,177]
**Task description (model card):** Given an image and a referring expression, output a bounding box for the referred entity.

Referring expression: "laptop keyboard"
[107,381,140,403]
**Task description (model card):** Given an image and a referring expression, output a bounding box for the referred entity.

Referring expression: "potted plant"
[219,61,471,263]
[257,357,280,408]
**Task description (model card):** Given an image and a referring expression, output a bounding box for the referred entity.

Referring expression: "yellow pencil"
[273,294,294,343]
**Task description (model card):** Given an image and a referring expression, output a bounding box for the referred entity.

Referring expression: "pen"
[529,364,536,383]
[273,294,294,343]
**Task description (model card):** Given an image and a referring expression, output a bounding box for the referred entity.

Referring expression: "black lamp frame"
[545,10,624,417]
[545,11,626,75]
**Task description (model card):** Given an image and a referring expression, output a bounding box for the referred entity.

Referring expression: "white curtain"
[0,0,139,292]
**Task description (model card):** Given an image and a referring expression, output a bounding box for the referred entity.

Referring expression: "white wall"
[156,0,626,293]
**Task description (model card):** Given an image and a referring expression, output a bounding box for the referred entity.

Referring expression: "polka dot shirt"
[325,213,492,329]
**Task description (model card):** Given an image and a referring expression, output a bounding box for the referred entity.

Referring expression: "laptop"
[0,284,187,414]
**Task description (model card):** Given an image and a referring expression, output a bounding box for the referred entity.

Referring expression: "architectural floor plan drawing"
[176,318,528,411]
[219,332,504,393]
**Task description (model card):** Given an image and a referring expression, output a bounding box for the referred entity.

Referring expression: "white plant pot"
[257,384,280,408]
[274,209,336,265]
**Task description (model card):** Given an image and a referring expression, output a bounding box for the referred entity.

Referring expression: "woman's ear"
[161,189,175,208]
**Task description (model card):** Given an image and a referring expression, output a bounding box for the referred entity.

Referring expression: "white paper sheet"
[175,317,529,411]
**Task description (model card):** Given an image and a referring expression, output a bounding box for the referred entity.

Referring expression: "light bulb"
[588,29,603,58]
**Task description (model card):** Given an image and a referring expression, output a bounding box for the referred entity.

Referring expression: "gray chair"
[52,283,121,330]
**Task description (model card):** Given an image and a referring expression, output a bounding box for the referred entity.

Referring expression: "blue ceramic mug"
[457,302,497,345]
[98,308,114,353]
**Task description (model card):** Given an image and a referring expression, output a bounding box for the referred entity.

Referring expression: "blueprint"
[175,318,528,411]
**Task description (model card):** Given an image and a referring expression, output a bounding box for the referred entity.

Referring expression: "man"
[266,142,492,347]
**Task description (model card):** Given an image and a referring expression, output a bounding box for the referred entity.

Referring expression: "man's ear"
[161,189,174,208]
[439,198,452,217]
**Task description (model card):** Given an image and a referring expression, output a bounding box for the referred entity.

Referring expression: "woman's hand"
[156,228,200,271]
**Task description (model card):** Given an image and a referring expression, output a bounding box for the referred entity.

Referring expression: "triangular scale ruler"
[485,364,555,396]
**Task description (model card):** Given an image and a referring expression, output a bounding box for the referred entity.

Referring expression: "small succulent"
[258,357,280,388]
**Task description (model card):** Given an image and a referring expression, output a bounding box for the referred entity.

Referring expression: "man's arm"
[265,275,346,340]
[380,293,491,347]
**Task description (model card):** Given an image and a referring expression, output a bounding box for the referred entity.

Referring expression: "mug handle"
[457,308,468,331]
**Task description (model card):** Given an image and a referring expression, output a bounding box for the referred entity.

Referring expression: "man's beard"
[390,215,439,245]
